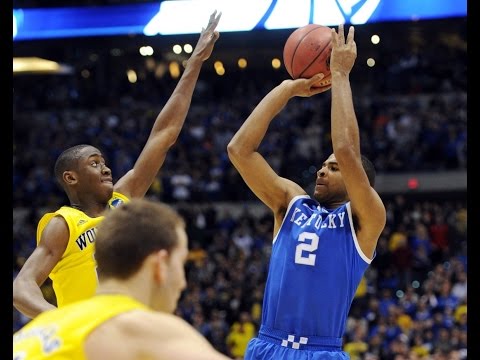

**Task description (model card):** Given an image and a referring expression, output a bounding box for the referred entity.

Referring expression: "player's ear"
[153,249,169,285]
[63,171,78,185]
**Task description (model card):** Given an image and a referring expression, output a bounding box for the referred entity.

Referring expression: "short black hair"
[53,144,91,185]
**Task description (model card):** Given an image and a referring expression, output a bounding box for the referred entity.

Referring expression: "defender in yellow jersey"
[34,191,129,308]
[14,199,232,360]
[13,11,222,319]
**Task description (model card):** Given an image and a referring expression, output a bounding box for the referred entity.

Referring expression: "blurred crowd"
[13,75,466,208]
[13,194,468,359]
[13,24,467,360]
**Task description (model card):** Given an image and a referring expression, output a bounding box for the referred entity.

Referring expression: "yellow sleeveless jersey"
[37,192,129,307]
[13,295,148,360]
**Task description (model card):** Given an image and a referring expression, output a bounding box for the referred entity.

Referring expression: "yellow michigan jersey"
[37,192,129,307]
[13,295,148,360]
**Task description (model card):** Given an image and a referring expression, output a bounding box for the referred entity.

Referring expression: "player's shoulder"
[288,194,316,209]
[93,308,179,343]
[87,310,207,359]
[40,206,87,229]
[119,309,196,336]
[37,205,85,223]
[37,208,70,233]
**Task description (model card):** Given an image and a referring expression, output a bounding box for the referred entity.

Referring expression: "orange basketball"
[283,24,332,88]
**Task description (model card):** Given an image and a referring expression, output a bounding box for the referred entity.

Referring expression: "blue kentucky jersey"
[261,195,372,338]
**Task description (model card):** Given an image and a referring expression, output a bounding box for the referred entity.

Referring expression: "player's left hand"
[330,23,357,76]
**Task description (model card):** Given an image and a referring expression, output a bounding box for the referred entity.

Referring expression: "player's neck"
[70,203,83,211]
[321,200,347,211]
[97,277,152,308]
[69,202,108,217]
[96,282,137,298]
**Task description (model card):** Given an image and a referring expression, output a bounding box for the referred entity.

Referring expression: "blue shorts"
[245,328,350,360]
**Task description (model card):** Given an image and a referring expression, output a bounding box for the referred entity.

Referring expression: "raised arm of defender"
[115,11,222,199]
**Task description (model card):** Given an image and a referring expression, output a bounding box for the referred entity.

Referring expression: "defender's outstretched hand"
[330,23,357,76]
[192,10,222,62]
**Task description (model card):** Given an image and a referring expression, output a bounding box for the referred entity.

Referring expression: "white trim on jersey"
[346,202,372,264]
[272,195,310,245]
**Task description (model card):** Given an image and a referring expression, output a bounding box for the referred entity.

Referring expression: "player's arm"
[114,11,221,199]
[227,75,329,214]
[13,216,69,318]
[329,24,386,259]
[85,311,232,360]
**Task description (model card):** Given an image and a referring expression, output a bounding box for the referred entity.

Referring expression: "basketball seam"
[298,39,331,79]
[291,25,321,79]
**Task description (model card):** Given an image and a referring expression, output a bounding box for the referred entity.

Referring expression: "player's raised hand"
[191,10,222,62]
[330,23,357,76]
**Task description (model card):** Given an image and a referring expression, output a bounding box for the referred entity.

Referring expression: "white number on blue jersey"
[294,232,319,266]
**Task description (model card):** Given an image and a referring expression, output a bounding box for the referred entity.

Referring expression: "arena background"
[13,1,468,359]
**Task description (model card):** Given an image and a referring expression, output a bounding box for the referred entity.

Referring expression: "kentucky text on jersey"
[290,207,346,229]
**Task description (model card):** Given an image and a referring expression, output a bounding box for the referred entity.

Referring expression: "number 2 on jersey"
[294,232,319,266]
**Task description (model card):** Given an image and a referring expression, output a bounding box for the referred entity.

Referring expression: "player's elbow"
[13,277,26,308]
[227,139,241,160]
[227,135,252,159]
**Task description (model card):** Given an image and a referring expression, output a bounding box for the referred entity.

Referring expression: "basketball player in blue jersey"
[13,10,222,320]
[227,24,386,360]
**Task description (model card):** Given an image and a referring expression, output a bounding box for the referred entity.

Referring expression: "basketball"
[283,24,332,88]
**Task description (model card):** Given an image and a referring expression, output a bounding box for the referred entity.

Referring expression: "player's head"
[95,198,188,313]
[54,144,113,201]
[313,153,376,204]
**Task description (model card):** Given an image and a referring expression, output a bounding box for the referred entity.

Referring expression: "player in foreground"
[13,10,222,319]
[13,198,233,360]
[227,24,386,359]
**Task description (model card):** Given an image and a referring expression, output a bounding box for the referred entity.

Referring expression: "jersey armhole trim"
[346,202,372,264]
[272,195,310,244]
